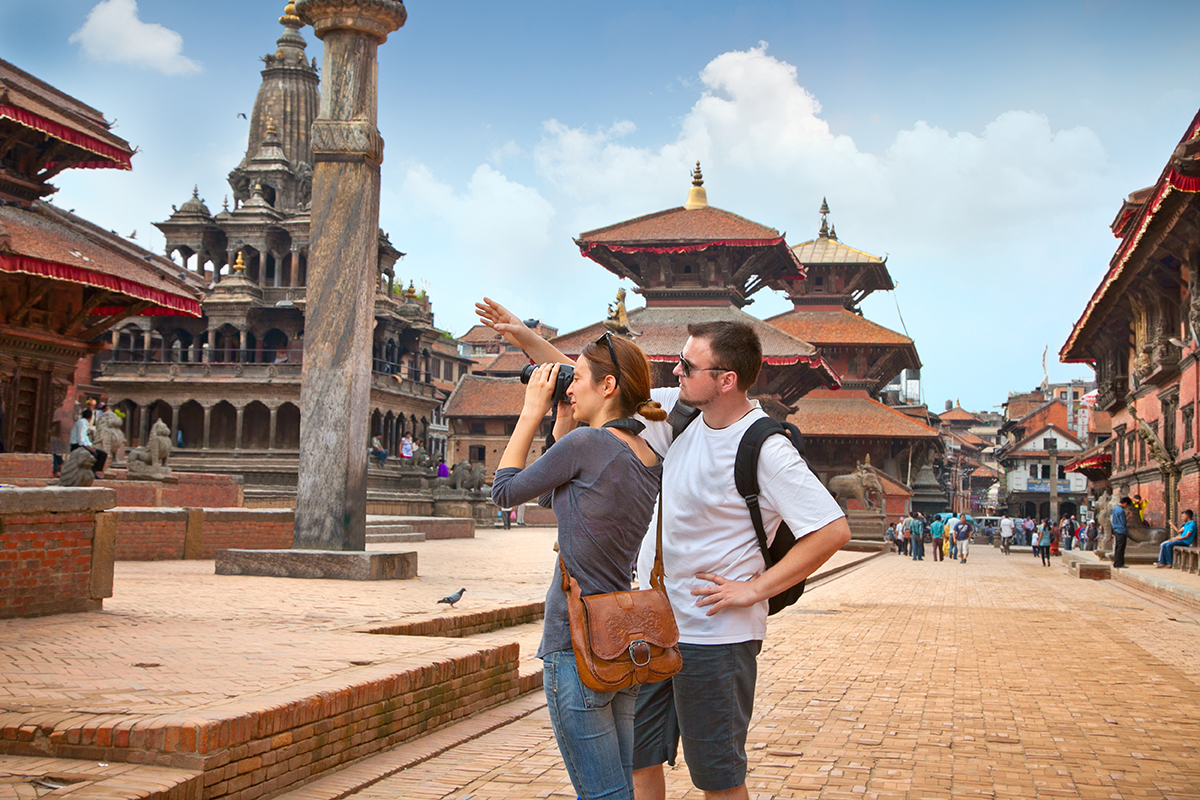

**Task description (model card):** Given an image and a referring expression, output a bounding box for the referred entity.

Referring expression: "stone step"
[366,523,415,534]
[367,531,426,543]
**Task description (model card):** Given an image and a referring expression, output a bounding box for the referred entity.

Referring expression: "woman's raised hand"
[475,297,533,350]
[521,363,561,418]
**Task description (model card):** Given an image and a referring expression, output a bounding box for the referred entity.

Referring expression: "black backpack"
[668,404,807,615]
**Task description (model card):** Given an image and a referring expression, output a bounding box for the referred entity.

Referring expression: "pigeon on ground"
[437,588,466,608]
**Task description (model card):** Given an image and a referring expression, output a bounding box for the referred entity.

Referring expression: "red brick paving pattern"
[339,548,1200,800]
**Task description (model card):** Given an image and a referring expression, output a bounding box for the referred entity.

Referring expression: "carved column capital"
[311,120,385,165]
[296,0,407,42]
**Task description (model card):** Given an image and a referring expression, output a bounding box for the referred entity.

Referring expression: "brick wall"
[163,474,242,509]
[0,487,116,619]
[97,508,294,561]
[105,509,189,560]
[0,454,54,479]
[361,602,544,637]
[197,510,293,559]
[0,644,523,800]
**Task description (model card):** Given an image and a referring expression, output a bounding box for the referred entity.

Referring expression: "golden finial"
[685,160,708,210]
[404,280,418,300]
[233,251,246,273]
[192,185,200,198]
[280,2,301,25]
[266,118,278,139]
[253,181,264,197]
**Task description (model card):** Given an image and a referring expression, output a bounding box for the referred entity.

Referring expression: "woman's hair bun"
[637,398,669,422]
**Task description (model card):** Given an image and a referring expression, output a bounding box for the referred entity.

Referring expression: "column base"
[215,548,417,580]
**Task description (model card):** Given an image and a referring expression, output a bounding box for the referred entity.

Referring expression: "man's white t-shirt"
[636,387,844,645]
[1000,517,1014,538]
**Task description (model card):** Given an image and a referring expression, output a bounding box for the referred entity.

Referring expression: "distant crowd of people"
[885,512,1105,566]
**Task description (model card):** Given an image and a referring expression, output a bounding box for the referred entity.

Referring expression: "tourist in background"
[999,513,1014,555]
[910,513,925,561]
[1156,510,1197,568]
[1038,519,1053,566]
[930,515,944,561]
[1023,516,1036,547]
[490,333,666,800]
[1085,519,1098,550]
[370,434,387,467]
[954,516,972,563]
[898,514,911,556]
[946,514,960,560]
[1112,498,1131,569]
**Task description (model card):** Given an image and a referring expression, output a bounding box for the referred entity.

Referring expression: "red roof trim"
[1061,109,1200,363]
[582,237,785,257]
[1065,453,1111,472]
[0,105,133,169]
[0,255,201,317]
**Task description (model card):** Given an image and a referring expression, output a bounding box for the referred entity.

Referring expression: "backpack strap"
[735,418,803,567]
[668,401,701,442]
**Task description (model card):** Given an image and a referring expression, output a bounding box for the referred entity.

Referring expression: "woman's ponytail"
[636,397,668,422]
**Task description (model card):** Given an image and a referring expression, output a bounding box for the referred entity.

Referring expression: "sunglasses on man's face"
[677,352,732,378]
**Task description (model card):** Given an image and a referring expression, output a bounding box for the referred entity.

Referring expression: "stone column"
[294,0,407,551]
[137,403,150,447]
[1048,440,1059,522]
[269,406,278,451]
[239,329,249,363]
[202,404,212,450]
[170,405,180,445]
[235,404,245,451]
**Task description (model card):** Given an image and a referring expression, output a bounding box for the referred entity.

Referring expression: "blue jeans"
[1159,539,1189,566]
[543,650,639,800]
[911,536,924,560]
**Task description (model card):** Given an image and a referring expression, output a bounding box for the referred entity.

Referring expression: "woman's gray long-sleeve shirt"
[492,426,662,658]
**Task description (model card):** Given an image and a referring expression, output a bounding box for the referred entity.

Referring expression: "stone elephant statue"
[828,464,885,510]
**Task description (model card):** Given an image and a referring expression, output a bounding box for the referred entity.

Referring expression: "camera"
[520,363,575,405]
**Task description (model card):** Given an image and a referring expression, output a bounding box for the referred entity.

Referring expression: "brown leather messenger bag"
[558,505,682,692]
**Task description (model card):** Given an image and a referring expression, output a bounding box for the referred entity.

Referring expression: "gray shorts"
[632,640,761,792]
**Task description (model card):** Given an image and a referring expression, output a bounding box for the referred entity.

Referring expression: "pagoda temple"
[765,201,939,498]
[0,58,201,452]
[92,4,469,499]
[552,164,838,416]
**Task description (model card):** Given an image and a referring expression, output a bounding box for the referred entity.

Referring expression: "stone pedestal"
[216,548,417,580]
[293,0,407,552]
[845,508,887,540]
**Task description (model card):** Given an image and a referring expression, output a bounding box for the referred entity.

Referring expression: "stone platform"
[215,549,418,580]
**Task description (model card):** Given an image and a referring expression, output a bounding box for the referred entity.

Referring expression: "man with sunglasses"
[475,300,850,800]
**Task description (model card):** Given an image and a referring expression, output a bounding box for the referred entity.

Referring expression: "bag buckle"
[628,639,651,667]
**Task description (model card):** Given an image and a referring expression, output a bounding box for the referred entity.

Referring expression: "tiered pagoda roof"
[765,201,918,395]
[575,163,803,308]
[786,389,941,442]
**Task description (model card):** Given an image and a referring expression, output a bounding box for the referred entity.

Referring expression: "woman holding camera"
[491,328,667,800]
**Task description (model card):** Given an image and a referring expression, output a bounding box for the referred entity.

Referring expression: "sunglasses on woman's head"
[596,331,622,387]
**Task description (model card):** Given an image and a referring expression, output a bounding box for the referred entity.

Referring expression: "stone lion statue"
[127,420,173,480]
[93,410,126,461]
[827,463,885,510]
[57,448,96,487]
[462,463,487,493]
[412,444,431,469]
[433,459,472,491]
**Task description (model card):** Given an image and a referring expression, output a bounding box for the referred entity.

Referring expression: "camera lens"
[519,364,536,384]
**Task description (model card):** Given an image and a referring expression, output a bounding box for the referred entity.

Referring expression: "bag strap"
[560,490,666,592]
[735,418,804,569]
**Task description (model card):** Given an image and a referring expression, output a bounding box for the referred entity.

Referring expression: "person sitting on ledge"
[1156,509,1197,568]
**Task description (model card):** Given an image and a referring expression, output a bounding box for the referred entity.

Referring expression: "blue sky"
[4,0,1200,411]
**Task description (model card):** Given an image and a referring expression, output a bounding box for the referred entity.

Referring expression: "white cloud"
[70,0,201,76]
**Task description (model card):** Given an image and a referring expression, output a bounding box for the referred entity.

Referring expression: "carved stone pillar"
[239,329,248,363]
[235,404,245,451]
[294,0,407,551]
[202,404,212,450]
[170,405,180,445]
[269,405,278,451]
[137,403,150,447]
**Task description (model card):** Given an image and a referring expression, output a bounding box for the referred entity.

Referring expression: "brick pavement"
[335,546,1200,800]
